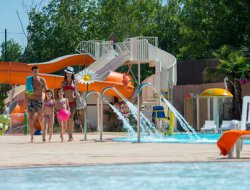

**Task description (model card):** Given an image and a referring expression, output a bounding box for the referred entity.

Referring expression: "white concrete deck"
[1,133,250,168]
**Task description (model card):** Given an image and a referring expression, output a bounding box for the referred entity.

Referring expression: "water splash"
[162,98,199,140]
[138,83,199,140]
[107,103,136,136]
[103,86,199,141]
[126,101,162,138]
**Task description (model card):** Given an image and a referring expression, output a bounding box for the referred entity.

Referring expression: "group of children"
[42,88,70,142]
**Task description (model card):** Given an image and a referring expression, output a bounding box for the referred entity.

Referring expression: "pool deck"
[1,133,250,168]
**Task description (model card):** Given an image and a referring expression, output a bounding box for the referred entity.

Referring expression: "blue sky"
[0,0,48,47]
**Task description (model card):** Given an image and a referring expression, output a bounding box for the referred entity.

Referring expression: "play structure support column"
[207,98,211,120]
[213,97,220,130]
[196,96,200,130]
[167,80,174,135]
[100,96,103,141]
[9,85,14,130]
[84,84,89,141]
[97,95,100,133]
[85,90,101,141]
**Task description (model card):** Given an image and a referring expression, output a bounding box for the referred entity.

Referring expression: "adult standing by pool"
[25,66,48,143]
[61,66,76,141]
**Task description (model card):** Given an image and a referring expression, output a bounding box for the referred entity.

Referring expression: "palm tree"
[203,45,249,119]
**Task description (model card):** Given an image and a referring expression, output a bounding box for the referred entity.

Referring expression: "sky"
[0,0,48,48]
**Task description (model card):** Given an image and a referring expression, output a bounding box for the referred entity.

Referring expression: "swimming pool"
[1,162,250,190]
[113,133,250,144]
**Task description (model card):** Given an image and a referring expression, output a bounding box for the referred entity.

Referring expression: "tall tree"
[23,0,95,62]
[0,39,22,62]
[23,0,250,62]
[0,39,22,113]
[177,0,250,60]
[158,0,182,53]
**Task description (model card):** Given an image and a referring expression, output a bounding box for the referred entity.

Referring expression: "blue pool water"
[113,133,250,144]
[1,162,250,190]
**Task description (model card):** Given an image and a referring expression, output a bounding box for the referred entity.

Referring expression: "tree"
[203,45,249,119]
[177,0,250,60]
[23,0,167,83]
[23,0,94,63]
[0,39,22,113]
[0,39,22,62]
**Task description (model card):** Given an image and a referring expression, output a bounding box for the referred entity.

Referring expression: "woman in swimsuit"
[42,90,56,142]
[56,88,70,142]
[61,66,76,141]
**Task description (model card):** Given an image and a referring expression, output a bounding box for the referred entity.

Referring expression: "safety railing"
[76,37,160,61]
[125,36,158,47]
[76,40,117,57]
[76,40,103,57]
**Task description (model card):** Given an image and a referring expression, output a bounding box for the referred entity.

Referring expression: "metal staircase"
[118,37,177,106]
[75,37,177,106]
[75,40,131,79]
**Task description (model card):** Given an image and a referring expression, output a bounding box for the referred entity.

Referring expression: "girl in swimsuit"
[57,88,70,142]
[42,90,56,142]
[61,66,76,141]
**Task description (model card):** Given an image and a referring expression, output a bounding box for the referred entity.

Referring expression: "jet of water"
[162,98,199,139]
[126,101,162,138]
[107,103,136,136]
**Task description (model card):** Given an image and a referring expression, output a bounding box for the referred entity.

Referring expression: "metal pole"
[5,29,7,61]
[137,92,141,142]
[137,62,141,143]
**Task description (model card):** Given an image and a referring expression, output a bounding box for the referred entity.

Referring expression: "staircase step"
[146,98,158,101]
[142,101,158,105]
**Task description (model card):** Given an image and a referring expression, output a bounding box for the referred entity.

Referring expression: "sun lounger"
[221,96,250,158]
[217,128,248,158]
[200,120,217,133]
[234,97,250,158]
[219,120,234,133]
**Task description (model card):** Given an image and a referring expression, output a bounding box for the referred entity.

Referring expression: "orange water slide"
[0,55,134,99]
[0,54,95,74]
[0,71,134,99]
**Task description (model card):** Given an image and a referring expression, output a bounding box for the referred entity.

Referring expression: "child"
[42,90,56,142]
[56,88,70,142]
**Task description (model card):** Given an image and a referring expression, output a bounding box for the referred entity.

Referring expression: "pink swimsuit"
[43,100,55,119]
